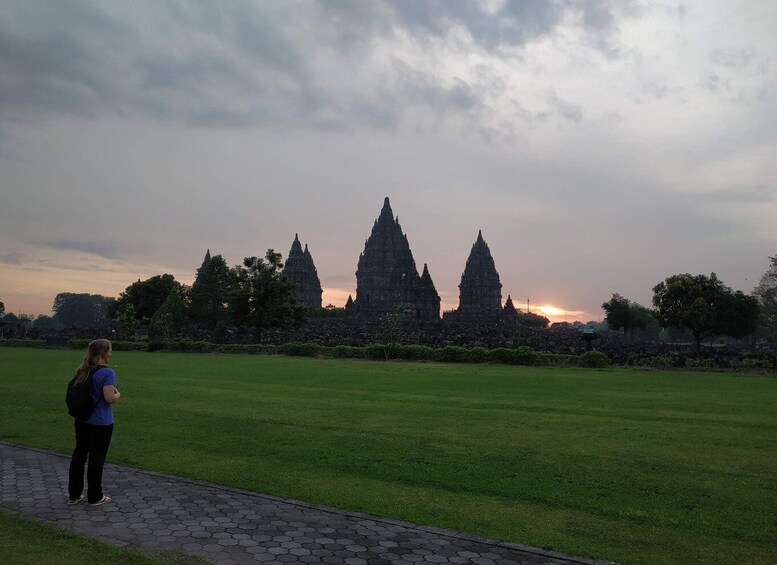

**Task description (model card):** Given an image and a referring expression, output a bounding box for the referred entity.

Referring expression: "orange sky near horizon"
[0,266,594,324]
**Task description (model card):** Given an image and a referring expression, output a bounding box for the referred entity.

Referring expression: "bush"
[364,343,400,360]
[68,339,146,351]
[261,344,280,355]
[578,350,610,368]
[146,340,169,352]
[331,345,365,359]
[513,346,540,365]
[685,357,713,369]
[732,357,773,370]
[219,344,263,355]
[465,347,489,363]
[538,353,578,367]
[0,339,47,348]
[635,355,681,369]
[398,344,434,361]
[487,348,514,364]
[279,342,323,357]
[433,346,469,363]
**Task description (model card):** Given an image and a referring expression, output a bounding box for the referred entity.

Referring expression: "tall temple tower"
[282,234,323,309]
[456,230,502,317]
[354,197,440,320]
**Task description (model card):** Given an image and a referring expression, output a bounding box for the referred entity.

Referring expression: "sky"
[1,0,776,323]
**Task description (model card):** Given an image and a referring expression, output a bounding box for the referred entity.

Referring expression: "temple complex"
[353,198,440,320]
[201,198,516,321]
[282,234,323,309]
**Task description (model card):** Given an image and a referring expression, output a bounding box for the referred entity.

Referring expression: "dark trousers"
[68,421,114,503]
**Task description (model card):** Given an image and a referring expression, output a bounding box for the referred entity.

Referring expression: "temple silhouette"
[274,197,518,322]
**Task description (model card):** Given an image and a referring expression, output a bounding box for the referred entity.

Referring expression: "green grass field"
[1,348,775,564]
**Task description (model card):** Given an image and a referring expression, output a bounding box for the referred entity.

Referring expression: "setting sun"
[538,305,564,316]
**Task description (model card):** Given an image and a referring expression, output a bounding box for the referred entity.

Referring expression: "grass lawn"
[1,348,776,564]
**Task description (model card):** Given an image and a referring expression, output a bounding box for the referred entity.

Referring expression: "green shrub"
[68,339,146,351]
[513,346,539,365]
[398,344,434,361]
[684,357,706,369]
[0,339,47,348]
[733,357,773,370]
[261,344,280,355]
[632,355,680,369]
[487,348,514,364]
[364,343,400,360]
[279,342,323,357]
[465,347,489,363]
[538,353,578,367]
[578,351,610,368]
[331,345,365,359]
[146,340,169,352]
[433,346,469,363]
[220,344,263,354]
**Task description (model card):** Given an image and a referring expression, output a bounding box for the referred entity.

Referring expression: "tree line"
[0,250,308,342]
[3,254,776,351]
[602,258,777,352]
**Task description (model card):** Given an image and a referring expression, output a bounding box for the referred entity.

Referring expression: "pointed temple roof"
[356,197,419,282]
[354,197,440,319]
[199,249,211,272]
[457,230,502,316]
[282,234,322,309]
[503,294,518,315]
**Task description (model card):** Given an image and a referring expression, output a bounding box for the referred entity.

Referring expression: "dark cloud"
[546,91,583,121]
[36,240,123,259]
[0,252,25,264]
[0,0,629,131]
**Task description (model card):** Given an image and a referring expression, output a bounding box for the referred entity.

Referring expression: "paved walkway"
[0,442,612,565]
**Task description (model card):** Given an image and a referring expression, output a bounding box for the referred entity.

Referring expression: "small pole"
[527,298,530,313]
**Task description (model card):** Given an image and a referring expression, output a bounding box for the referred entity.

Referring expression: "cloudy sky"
[1,0,775,322]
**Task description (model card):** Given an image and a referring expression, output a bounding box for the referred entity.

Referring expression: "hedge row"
[0,339,47,348]
[61,339,586,367]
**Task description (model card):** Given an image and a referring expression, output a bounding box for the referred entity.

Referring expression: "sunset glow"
[538,305,564,316]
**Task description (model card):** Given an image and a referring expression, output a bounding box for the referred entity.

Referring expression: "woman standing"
[67,339,120,506]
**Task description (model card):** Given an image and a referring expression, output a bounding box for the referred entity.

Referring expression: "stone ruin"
[282,234,323,309]
[444,229,503,321]
[206,197,521,322]
[279,197,520,321]
[351,197,440,320]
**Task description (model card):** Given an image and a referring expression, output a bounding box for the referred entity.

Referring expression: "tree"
[601,293,654,336]
[33,314,59,329]
[227,250,307,342]
[752,256,777,334]
[53,293,112,327]
[150,287,188,341]
[517,311,550,328]
[16,314,33,338]
[652,273,760,353]
[188,254,234,329]
[0,299,4,316]
[113,274,181,322]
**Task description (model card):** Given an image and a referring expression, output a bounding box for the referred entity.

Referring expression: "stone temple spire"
[456,230,502,316]
[503,294,518,317]
[200,249,211,272]
[354,197,439,319]
[282,234,323,308]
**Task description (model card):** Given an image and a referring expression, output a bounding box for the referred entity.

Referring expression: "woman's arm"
[103,384,121,404]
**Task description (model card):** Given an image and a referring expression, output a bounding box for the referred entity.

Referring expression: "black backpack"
[66,366,104,420]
